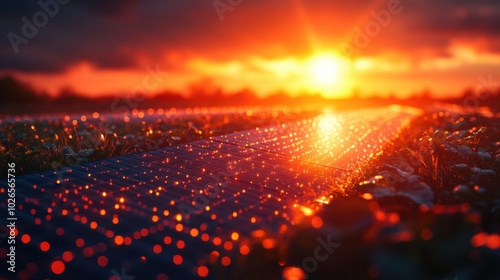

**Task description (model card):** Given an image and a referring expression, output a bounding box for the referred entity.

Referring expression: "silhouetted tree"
[0,75,39,104]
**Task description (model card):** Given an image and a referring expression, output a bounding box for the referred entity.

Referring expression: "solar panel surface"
[3,106,420,280]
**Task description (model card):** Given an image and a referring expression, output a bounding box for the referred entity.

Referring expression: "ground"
[1,105,499,279]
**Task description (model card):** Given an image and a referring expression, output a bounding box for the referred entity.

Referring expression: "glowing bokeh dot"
[153,244,162,254]
[311,216,323,229]
[163,236,172,245]
[62,251,73,262]
[283,266,305,280]
[240,245,250,255]
[21,234,31,244]
[40,241,50,252]
[83,247,94,257]
[124,237,133,245]
[76,238,85,247]
[176,240,185,249]
[197,266,209,277]
[156,273,169,280]
[231,232,239,241]
[262,238,276,249]
[221,256,231,266]
[212,237,221,246]
[97,256,109,267]
[115,235,124,245]
[173,255,183,265]
[51,260,65,275]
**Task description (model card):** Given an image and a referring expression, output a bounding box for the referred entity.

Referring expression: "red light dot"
[201,233,209,242]
[388,213,400,223]
[164,236,172,245]
[311,216,323,229]
[40,241,50,252]
[83,247,94,257]
[487,234,500,249]
[262,238,276,249]
[97,256,108,267]
[421,228,433,240]
[124,237,132,245]
[21,234,31,244]
[240,245,250,255]
[51,260,65,275]
[76,238,85,247]
[471,232,488,247]
[62,251,73,262]
[173,255,183,265]
[157,273,169,280]
[212,237,221,246]
[223,241,233,250]
[283,266,305,280]
[115,235,124,246]
[208,250,219,263]
[221,256,231,266]
[153,244,162,254]
[177,240,185,249]
[197,266,209,278]
[175,224,183,232]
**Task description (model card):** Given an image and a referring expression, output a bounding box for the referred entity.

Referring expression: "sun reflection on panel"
[11,107,419,279]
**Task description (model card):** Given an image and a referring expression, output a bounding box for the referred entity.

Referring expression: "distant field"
[0,106,321,177]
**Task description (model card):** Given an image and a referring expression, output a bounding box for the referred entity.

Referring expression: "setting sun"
[309,55,340,84]
[306,53,350,96]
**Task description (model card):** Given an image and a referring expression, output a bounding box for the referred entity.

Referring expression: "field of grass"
[0,107,320,177]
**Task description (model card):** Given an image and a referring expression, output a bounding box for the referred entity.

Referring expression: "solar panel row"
[3,106,420,279]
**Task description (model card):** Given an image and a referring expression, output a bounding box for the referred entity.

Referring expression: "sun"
[305,53,350,95]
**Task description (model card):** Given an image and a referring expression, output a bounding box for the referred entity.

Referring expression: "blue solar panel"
[3,107,420,279]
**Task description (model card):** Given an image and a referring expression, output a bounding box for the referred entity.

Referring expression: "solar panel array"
[2,106,419,280]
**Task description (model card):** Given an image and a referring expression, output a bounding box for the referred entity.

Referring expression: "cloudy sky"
[1,0,499,98]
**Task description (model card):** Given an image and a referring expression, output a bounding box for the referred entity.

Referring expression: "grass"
[0,107,320,177]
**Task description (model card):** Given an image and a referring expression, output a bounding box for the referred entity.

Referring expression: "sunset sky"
[1,0,499,99]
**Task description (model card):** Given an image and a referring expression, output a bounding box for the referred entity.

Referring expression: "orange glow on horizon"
[6,44,500,100]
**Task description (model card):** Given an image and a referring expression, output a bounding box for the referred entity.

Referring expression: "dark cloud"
[1,0,140,17]
[72,0,140,16]
[1,0,500,73]
[0,0,42,18]
[331,0,500,58]
[408,1,500,36]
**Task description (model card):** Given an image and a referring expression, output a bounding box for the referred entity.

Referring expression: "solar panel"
[3,106,420,279]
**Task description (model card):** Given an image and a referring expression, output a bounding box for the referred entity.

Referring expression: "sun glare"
[309,56,339,83]
[305,53,350,96]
